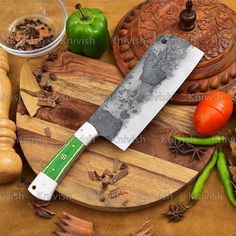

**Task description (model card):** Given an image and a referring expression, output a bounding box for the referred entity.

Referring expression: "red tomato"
[193,91,233,136]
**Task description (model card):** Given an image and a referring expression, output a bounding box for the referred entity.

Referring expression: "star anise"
[169,139,185,156]
[183,144,208,161]
[163,203,187,222]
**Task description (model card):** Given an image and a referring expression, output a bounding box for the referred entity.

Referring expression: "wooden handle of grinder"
[0,49,22,183]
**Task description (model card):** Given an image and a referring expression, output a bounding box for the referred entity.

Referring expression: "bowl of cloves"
[0,0,67,58]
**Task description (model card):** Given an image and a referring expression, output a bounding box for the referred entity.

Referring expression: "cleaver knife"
[28,35,204,201]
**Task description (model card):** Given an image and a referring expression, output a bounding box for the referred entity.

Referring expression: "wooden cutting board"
[16,50,214,211]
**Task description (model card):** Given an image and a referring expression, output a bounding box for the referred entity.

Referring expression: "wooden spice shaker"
[0,49,22,183]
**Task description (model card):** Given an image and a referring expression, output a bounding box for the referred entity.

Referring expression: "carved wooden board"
[112,0,236,104]
[16,50,214,211]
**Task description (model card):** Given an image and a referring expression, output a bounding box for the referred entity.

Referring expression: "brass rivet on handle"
[61,154,67,160]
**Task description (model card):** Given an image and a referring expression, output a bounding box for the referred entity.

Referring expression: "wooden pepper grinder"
[0,49,22,183]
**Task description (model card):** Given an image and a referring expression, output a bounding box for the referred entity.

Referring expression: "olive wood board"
[16,50,214,211]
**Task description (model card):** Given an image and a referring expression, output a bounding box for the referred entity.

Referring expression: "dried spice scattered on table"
[32,67,62,105]
[88,171,102,181]
[29,199,55,220]
[88,160,129,202]
[110,165,129,185]
[42,83,53,92]
[184,144,208,161]
[41,65,48,73]
[102,169,113,178]
[35,206,55,219]
[40,90,55,98]
[108,187,128,199]
[52,93,61,104]
[22,72,60,108]
[20,88,61,108]
[37,98,56,108]
[168,138,208,160]
[169,139,186,156]
[122,200,129,206]
[32,71,43,83]
[101,176,111,191]
[131,220,153,236]
[113,157,120,173]
[119,163,128,170]
[44,127,52,138]
[47,52,58,62]
[99,193,106,202]
[54,212,97,236]
[32,200,50,208]
[162,203,188,222]
[27,201,35,210]
[20,88,45,98]
[49,73,57,81]
[7,18,55,51]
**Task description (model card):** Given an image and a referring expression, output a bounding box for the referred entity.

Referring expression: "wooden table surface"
[1,0,236,235]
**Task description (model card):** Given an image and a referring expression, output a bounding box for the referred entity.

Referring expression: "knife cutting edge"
[28,35,204,201]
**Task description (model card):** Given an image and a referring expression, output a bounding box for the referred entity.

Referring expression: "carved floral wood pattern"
[139,0,235,61]
[112,0,236,104]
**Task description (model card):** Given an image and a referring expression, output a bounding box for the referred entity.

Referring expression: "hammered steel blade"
[28,34,204,201]
[89,35,204,150]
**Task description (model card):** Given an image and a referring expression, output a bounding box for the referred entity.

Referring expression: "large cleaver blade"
[28,35,204,201]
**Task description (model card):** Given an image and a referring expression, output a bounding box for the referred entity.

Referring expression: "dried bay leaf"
[20,63,41,116]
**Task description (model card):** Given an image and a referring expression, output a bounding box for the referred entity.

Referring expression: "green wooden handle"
[28,122,99,201]
[43,136,86,182]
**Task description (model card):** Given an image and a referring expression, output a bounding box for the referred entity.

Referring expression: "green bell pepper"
[66,3,110,59]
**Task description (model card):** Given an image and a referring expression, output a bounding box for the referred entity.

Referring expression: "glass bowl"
[0,0,68,58]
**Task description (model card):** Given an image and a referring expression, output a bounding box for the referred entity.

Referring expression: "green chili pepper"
[191,150,218,200]
[66,3,110,58]
[172,136,225,146]
[217,150,236,206]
